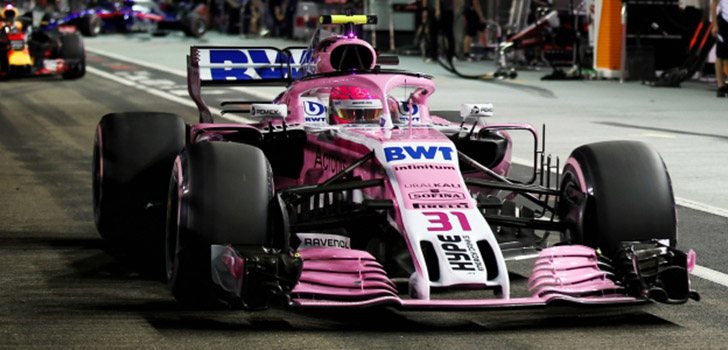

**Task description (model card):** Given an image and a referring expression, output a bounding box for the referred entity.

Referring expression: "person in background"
[462,0,484,59]
[414,5,430,58]
[268,0,286,37]
[283,0,295,38]
[712,0,728,97]
[225,0,244,34]
[246,0,263,36]
[424,0,455,62]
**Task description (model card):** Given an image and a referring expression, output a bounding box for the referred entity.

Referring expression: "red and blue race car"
[92,14,698,311]
[1,4,85,79]
[57,0,208,38]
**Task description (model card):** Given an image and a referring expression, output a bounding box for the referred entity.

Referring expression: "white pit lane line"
[87,52,728,290]
[87,66,252,124]
[86,47,277,102]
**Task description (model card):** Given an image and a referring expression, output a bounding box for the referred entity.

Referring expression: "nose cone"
[9,50,33,67]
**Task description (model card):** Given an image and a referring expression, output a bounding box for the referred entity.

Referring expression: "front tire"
[558,141,677,258]
[166,142,273,306]
[60,33,86,79]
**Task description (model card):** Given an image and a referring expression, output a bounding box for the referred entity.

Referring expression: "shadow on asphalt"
[11,232,677,333]
[133,307,675,333]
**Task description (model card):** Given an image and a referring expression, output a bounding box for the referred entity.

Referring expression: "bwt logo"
[304,100,327,123]
[304,101,325,116]
[398,102,420,122]
[207,49,312,81]
[383,146,454,162]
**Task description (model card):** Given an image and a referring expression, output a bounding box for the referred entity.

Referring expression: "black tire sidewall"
[60,33,85,79]
[183,15,206,37]
[80,14,101,37]
[93,112,186,248]
[166,142,273,306]
[560,141,677,257]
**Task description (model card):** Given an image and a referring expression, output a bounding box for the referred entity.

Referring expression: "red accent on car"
[58,25,77,33]
[6,33,24,41]
[97,13,119,19]
[136,13,164,22]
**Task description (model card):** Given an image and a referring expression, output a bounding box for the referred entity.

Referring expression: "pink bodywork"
[193,35,647,309]
[286,246,637,309]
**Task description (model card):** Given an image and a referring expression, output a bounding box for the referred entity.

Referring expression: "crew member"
[463,0,485,59]
[712,0,728,97]
[424,0,455,62]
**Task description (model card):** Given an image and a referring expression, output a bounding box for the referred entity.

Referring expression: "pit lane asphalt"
[1,36,728,348]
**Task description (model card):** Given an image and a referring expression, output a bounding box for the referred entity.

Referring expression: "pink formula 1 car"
[92,15,698,311]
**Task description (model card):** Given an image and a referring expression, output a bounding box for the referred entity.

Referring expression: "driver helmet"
[329,86,383,125]
[2,4,17,23]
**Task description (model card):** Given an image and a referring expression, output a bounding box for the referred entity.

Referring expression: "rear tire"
[166,142,273,306]
[60,33,85,79]
[93,113,186,266]
[558,141,677,258]
[79,14,101,37]
[182,15,206,38]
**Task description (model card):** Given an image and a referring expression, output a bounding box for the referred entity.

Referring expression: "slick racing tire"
[93,113,186,262]
[79,14,101,37]
[166,142,273,307]
[60,33,86,80]
[182,14,206,38]
[558,141,677,258]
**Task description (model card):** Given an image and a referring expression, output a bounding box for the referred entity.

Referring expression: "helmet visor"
[332,98,383,124]
[335,109,382,123]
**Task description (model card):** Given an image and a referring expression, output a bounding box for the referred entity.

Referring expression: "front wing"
[210,244,695,310]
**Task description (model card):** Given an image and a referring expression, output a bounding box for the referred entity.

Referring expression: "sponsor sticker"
[389,162,471,209]
[408,189,466,201]
[383,146,454,163]
[251,104,287,119]
[302,97,328,124]
[460,103,494,118]
[404,183,461,188]
[297,233,351,249]
[413,202,470,209]
[436,234,485,272]
[314,146,347,174]
[397,102,421,123]
[393,164,456,172]
[199,48,312,81]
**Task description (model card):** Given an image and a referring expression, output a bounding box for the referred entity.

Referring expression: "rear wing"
[187,46,312,123]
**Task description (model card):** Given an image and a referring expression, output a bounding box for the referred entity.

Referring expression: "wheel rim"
[558,166,588,245]
[193,18,205,37]
[92,128,103,226]
[165,171,180,282]
[91,17,101,35]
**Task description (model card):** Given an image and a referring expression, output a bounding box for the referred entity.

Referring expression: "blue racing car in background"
[54,0,208,37]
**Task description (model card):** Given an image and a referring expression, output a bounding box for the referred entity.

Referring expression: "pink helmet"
[329,86,383,125]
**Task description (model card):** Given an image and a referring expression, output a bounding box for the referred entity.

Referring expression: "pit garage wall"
[594,0,624,78]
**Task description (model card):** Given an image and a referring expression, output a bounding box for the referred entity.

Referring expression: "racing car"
[92,14,698,311]
[60,0,208,38]
[1,4,85,79]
